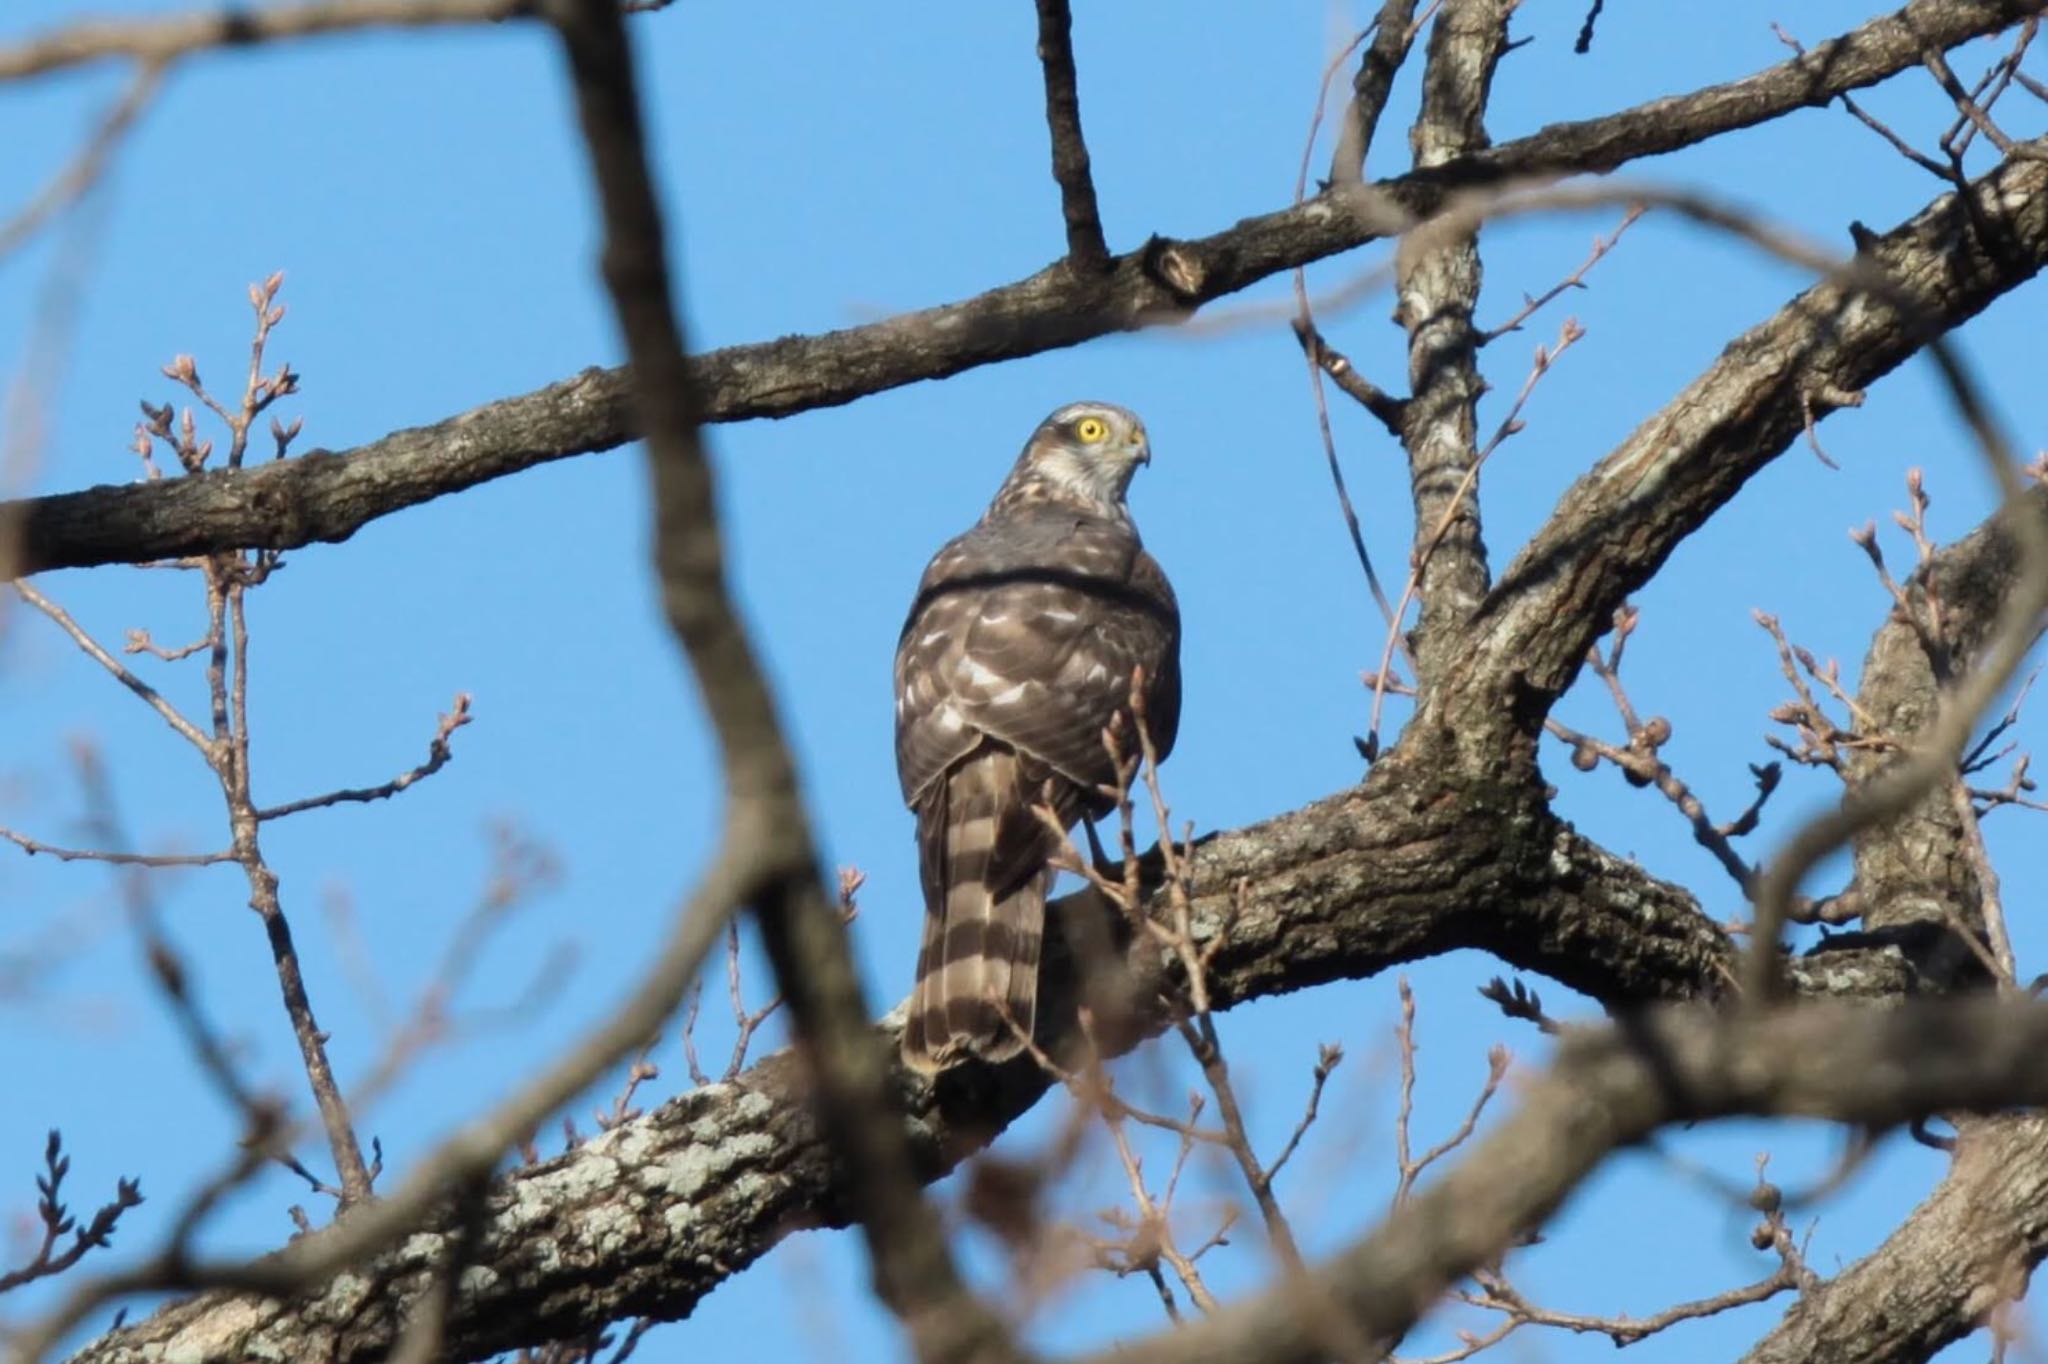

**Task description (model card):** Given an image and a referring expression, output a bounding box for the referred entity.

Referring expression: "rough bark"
[1396,0,1507,680]
[1737,492,2048,1364]
[59,767,1936,1364]
[1431,146,2048,763]
[1743,1115,2048,1364]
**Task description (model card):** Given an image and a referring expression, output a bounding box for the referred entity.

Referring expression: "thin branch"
[1288,27,1406,652]
[1292,321,1405,436]
[0,1131,144,1294]
[0,0,543,80]
[256,693,472,820]
[0,61,164,260]
[10,580,216,755]
[1263,1043,1343,1186]
[1466,1253,1799,1348]
[542,3,1011,1361]
[1772,22,1958,182]
[1925,44,2048,163]
[1327,0,1430,186]
[0,827,232,867]
[1078,996,2048,1364]
[1392,979,1509,1205]
[1480,204,1643,342]
[1031,0,1110,273]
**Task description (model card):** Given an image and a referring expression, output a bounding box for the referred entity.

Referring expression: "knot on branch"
[1139,235,1208,304]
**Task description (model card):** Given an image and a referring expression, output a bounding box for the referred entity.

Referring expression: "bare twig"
[256,693,472,820]
[10,580,215,754]
[1480,204,1643,342]
[0,1132,143,1294]
[1289,29,1405,647]
[0,0,543,80]
[0,827,232,867]
[1772,22,1957,182]
[1925,44,2048,164]
[1477,977,1561,1035]
[1391,980,1508,1205]
[1264,1043,1343,1186]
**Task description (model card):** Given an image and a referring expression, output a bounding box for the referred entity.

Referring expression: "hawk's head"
[996,401,1152,517]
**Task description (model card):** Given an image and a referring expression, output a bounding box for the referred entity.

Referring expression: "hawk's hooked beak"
[1126,432,1151,466]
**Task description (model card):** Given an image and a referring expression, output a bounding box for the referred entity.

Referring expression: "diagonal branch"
[3,0,2036,579]
[1032,0,1111,274]
[542,2,1011,1360]
[1430,138,2048,756]
[0,59,163,260]
[1740,490,2048,1364]
[1080,996,2048,1364]
[1327,0,1427,187]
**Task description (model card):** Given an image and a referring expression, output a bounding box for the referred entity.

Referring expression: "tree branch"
[5,0,2034,579]
[1430,138,2048,760]
[0,0,536,81]
[544,0,1011,1359]
[1083,996,2048,1364]
[1395,0,1510,681]
[1327,0,1425,187]
[67,717,1948,1364]
[1031,0,1111,273]
[1738,486,2048,1364]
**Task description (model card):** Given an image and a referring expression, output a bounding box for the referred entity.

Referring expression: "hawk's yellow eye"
[1074,416,1109,444]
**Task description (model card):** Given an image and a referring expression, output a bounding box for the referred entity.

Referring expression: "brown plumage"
[894,402,1181,1072]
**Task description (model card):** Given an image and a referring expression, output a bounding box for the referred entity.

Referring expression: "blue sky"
[2,1,2045,1359]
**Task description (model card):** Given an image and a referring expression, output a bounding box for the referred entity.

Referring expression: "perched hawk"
[894,401,1181,1072]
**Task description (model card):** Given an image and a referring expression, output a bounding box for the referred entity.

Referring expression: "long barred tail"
[902,748,1052,1073]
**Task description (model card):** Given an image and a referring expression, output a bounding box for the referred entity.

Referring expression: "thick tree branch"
[1085,997,2048,1364]
[1430,139,2048,763]
[1396,0,1509,681]
[5,0,2036,579]
[1738,489,2048,1364]
[68,728,1944,1364]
